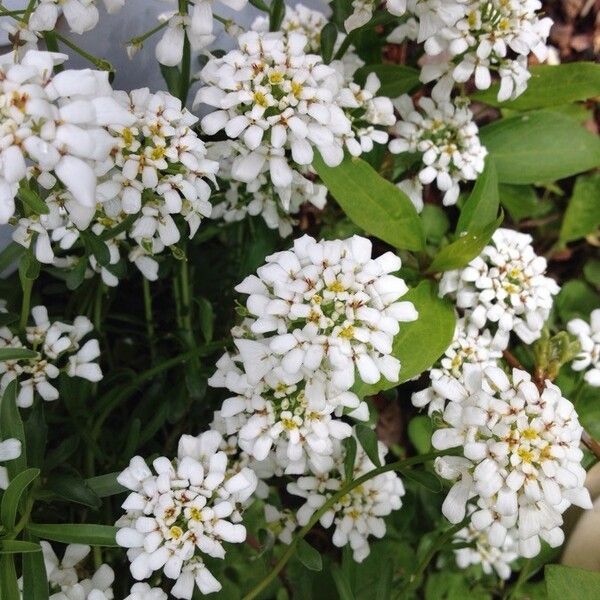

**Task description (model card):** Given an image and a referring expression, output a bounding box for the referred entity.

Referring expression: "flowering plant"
[0,0,599,598]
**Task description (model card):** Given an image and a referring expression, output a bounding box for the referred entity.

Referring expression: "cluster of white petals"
[12,85,218,284]
[0,305,102,408]
[412,317,502,415]
[0,437,21,490]
[344,0,407,32]
[264,503,298,544]
[288,437,405,562]
[453,516,518,580]
[208,235,417,473]
[390,95,486,210]
[0,50,133,224]
[195,30,394,195]
[125,583,168,600]
[567,309,600,387]
[388,0,552,101]
[116,431,257,599]
[440,228,560,349]
[433,366,592,560]
[41,542,114,600]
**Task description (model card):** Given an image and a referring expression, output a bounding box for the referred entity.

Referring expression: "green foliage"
[354,424,381,467]
[297,540,323,572]
[26,523,118,546]
[545,565,600,600]
[354,64,420,97]
[559,173,600,244]
[456,158,499,233]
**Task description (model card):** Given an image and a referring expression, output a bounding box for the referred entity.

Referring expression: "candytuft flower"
[567,309,600,387]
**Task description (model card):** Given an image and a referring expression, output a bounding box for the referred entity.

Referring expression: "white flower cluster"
[440,228,560,349]
[195,30,394,195]
[41,542,114,600]
[0,437,21,490]
[388,0,552,101]
[125,584,167,600]
[453,515,518,580]
[412,317,502,415]
[389,94,486,210]
[208,234,417,473]
[0,305,102,408]
[0,50,133,224]
[567,309,600,387]
[12,81,218,284]
[116,431,257,599]
[433,366,592,560]
[288,437,405,562]
[345,0,407,32]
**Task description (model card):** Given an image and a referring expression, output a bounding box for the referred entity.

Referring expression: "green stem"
[242,448,463,600]
[53,32,113,71]
[506,558,532,600]
[178,0,191,104]
[143,278,156,361]
[128,20,168,46]
[179,258,193,343]
[21,0,36,24]
[19,278,32,332]
[42,31,64,72]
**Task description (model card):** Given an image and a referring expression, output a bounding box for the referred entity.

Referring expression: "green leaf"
[196,297,214,343]
[85,473,127,498]
[355,424,381,467]
[0,242,25,275]
[44,471,101,509]
[456,158,499,233]
[0,347,38,361]
[499,184,551,222]
[472,63,600,110]
[555,280,600,323]
[0,381,27,479]
[559,173,600,244]
[81,231,110,267]
[1,468,39,530]
[407,416,432,454]
[18,184,49,215]
[342,436,357,482]
[248,0,269,10]
[0,540,41,554]
[160,64,180,97]
[269,0,285,31]
[320,22,338,64]
[65,257,88,291]
[353,281,456,398]
[480,111,600,184]
[354,64,420,97]
[25,400,47,470]
[545,565,600,600]
[402,469,441,492]
[331,564,356,600]
[421,205,450,244]
[0,554,19,600]
[313,153,425,251]
[296,540,323,572]
[428,213,503,273]
[22,536,49,600]
[375,561,393,600]
[584,259,600,289]
[26,523,118,546]
[19,250,40,281]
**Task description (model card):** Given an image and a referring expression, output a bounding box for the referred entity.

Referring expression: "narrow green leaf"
[159,64,180,97]
[25,400,47,470]
[85,472,127,498]
[354,64,420,97]
[22,538,49,600]
[331,564,356,600]
[499,184,551,222]
[0,554,19,600]
[313,153,425,251]
[375,561,393,600]
[0,540,41,554]
[480,111,600,184]
[269,0,285,31]
[18,184,49,215]
[0,242,25,275]
[428,213,503,273]
[472,63,600,110]
[545,565,600,600]
[0,381,27,479]
[0,348,38,361]
[352,281,456,398]
[196,297,214,343]
[44,471,101,509]
[342,436,357,482]
[26,523,118,546]
[1,468,39,530]
[355,424,381,467]
[296,539,322,572]
[320,22,338,64]
[403,469,441,492]
[560,173,600,244]
[456,158,499,233]
[249,0,269,10]
[407,416,432,454]
[65,257,88,291]
[81,231,110,267]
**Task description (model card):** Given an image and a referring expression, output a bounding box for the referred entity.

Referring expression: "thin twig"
[582,430,600,460]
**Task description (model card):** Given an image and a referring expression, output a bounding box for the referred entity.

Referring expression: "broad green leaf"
[1,468,39,530]
[421,205,450,244]
[499,184,551,222]
[402,469,441,492]
[342,436,357,482]
[22,537,49,600]
[296,540,323,572]
[555,280,600,323]
[44,471,101,509]
[545,565,600,600]
[352,281,456,398]
[354,64,420,97]
[0,381,27,478]
[375,562,393,600]
[19,250,40,281]
[354,424,381,467]
[269,0,284,31]
[560,173,600,244]
[0,347,37,361]
[428,214,503,273]
[407,416,432,454]
[65,257,88,291]
[320,22,338,64]
[456,158,499,233]
[584,259,600,289]
[480,111,600,184]
[27,523,118,546]
[331,564,356,600]
[81,231,110,267]
[472,63,600,110]
[0,540,41,554]
[313,153,425,251]
[18,184,49,215]
[0,554,19,600]
[574,384,600,440]
[85,473,126,498]
[0,242,25,275]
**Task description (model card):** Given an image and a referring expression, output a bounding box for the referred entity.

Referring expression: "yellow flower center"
[169,526,184,540]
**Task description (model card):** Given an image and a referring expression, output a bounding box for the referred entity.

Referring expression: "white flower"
[432,367,592,560]
[264,504,297,544]
[567,309,600,387]
[440,228,560,348]
[116,431,257,598]
[0,306,102,408]
[288,436,405,562]
[344,0,406,33]
[0,437,21,490]
[389,94,486,207]
[125,583,167,600]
